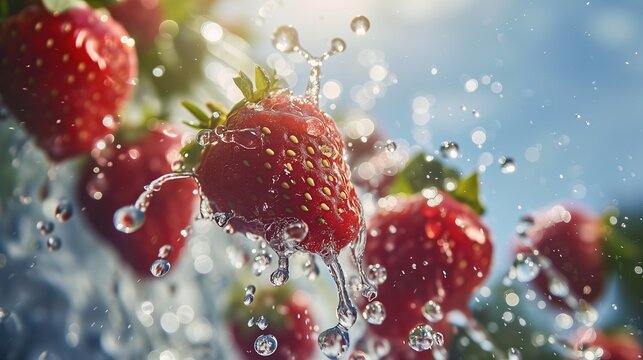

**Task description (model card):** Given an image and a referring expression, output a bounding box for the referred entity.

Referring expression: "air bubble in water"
[408,324,435,352]
[499,157,516,174]
[422,300,443,323]
[36,220,54,235]
[318,326,349,359]
[114,206,145,233]
[272,25,300,53]
[350,16,370,36]
[55,200,73,222]
[513,253,541,282]
[46,236,61,252]
[439,141,459,159]
[150,259,171,277]
[254,334,278,356]
[362,301,386,325]
[256,315,268,330]
[158,245,173,259]
[366,263,387,285]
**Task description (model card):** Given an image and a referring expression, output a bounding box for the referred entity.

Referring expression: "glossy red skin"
[364,192,493,340]
[196,92,362,256]
[517,204,605,305]
[78,127,197,276]
[573,330,643,360]
[0,4,137,161]
[230,290,317,360]
[108,0,162,51]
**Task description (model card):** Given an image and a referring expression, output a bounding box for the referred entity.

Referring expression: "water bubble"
[254,334,278,356]
[422,300,443,323]
[548,274,570,298]
[330,38,346,53]
[512,253,541,282]
[150,259,171,277]
[252,252,272,276]
[508,348,523,360]
[366,263,387,285]
[408,324,435,351]
[283,221,309,243]
[350,15,370,36]
[46,236,61,252]
[499,157,516,174]
[256,315,268,330]
[272,25,300,53]
[362,301,386,325]
[55,200,73,222]
[439,141,459,159]
[114,206,145,233]
[213,210,234,227]
[36,220,54,235]
[318,326,349,359]
[158,245,173,259]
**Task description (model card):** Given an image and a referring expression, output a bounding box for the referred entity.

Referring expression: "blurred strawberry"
[573,328,642,360]
[346,131,398,196]
[363,191,493,347]
[227,285,317,359]
[0,3,137,161]
[517,204,606,306]
[108,0,162,51]
[78,126,197,276]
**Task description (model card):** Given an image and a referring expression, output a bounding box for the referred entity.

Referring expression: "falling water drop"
[439,141,459,159]
[408,324,435,352]
[330,38,346,53]
[508,347,523,360]
[421,300,443,323]
[54,200,73,222]
[254,334,278,356]
[499,157,516,174]
[114,206,145,233]
[272,25,300,53]
[157,245,173,259]
[256,315,268,330]
[36,220,54,235]
[270,255,289,286]
[150,259,171,277]
[512,253,541,282]
[46,236,61,252]
[350,16,371,36]
[366,263,387,285]
[252,252,272,276]
[318,326,350,359]
[362,301,386,325]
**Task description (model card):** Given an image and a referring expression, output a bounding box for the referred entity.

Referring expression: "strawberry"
[78,126,197,276]
[516,204,606,305]
[0,3,137,161]
[573,329,643,360]
[227,285,317,359]
[108,0,162,51]
[191,67,362,256]
[363,191,493,342]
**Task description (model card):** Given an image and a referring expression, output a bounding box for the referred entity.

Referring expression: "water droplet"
[36,220,54,235]
[433,331,445,347]
[150,259,171,277]
[507,347,523,360]
[256,315,268,330]
[581,346,604,360]
[499,157,516,174]
[515,215,534,243]
[362,301,386,325]
[158,245,173,259]
[254,334,278,356]
[243,294,255,306]
[350,16,370,36]
[318,326,349,359]
[548,274,570,298]
[330,38,346,53]
[270,268,289,286]
[114,206,145,233]
[439,141,459,159]
[252,252,272,276]
[245,284,257,295]
[55,200,73,222]
[512,253,541,282]
[46,236,61,252]
[272,25,300,53]
[408,324,435,352]
[283,221,309,243]
[196,129,215,146]
[247,317,255,327]
[366,263,387,285]
[214,210,234,227]
[422,300,443,323]
[384,140,397,153]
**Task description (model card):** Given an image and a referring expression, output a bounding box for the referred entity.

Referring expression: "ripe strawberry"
[193,68,362,256]
[108,0,162,51]
[227,285,317,359]
[516,204,606,305]
[0,3,137,161]
[573,329,642,360]
[78,126,197,276]
[363,191,493,341]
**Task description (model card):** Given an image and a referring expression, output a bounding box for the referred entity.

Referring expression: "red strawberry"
[194,69,362,256]
[227,285,317,360]
[573,329,643,360]
[108,0,162,51]
[78,126,197,276]
[363,191,493,342]
[516,204,606,305]
[0,3,137,161]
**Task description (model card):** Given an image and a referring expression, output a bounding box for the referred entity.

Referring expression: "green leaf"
[451,172,485,215]
[176,141,203,173]
[386,152,460,196]
[205,102,228,127]
[603,211,642,303]
[233,71,254,100]
[181,101,211,129]
[84,0,119,8]
[254,65,269,95]
[42,0,86,13]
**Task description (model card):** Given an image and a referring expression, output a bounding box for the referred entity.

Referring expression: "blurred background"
[1,0,642,359]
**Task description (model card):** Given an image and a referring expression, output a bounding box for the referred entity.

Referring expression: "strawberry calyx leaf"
[176,101,228,172]
[228,65,281,116]
[602,210,642,301]
[385,152,486,214]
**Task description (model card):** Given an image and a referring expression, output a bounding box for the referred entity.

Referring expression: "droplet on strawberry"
[0,4,138,161]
